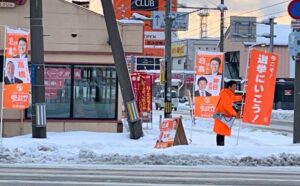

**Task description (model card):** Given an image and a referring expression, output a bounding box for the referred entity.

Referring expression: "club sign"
[131,0,158,11]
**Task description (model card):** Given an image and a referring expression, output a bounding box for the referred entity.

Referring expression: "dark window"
[178,59,182,64]
[0,56,3,82]
[73,65,117,119]
[27,64,117,119]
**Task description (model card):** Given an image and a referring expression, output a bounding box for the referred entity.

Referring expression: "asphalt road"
[0,165,299,186]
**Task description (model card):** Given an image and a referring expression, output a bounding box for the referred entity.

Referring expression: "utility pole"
[294,55,300,143]
[269,17,275,52]
[220,0,225,52]
[164,0,172,118]
[30,0,47,138]
[101,0,143,139]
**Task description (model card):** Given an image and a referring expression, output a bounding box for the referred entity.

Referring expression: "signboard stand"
[173,118,188,146]
[155,117,188,148]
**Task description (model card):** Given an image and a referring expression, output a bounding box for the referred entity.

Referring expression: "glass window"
[73,65,117,119]
[27,65,72,118]
[27,64,117,120]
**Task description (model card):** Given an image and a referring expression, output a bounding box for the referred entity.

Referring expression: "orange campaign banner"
[3,27,31,110]
[242,49,279,125]
[193,52,224,118]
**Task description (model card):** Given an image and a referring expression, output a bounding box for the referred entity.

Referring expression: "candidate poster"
[3,27,31,110]
[193,51,224,118]
[242,49,279,125]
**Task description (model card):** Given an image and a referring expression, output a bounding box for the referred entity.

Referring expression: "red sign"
[130,72,153,115]
[288,0,300,19]
[243,49,279,125]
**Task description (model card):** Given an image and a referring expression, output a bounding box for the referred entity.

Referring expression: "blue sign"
[31,64,36,85]
[288,0,300,19]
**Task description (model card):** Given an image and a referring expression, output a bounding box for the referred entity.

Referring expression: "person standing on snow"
[213,80,242,146]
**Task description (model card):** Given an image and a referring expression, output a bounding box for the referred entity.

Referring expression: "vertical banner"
[193,51,224,118]
[3,27,31,110]
[130,72,153,117]
[243,49,279,125]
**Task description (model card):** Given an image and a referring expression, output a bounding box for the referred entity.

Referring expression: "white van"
[154,90,179,111]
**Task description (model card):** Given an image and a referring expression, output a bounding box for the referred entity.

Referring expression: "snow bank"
[272,110,294,121]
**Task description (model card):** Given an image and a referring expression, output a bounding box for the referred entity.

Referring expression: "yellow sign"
[171,44,185,57]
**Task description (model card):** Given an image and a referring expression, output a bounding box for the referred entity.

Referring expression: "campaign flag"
[242,49,279,125]
[194,51,224,118]
[3,27,31,110]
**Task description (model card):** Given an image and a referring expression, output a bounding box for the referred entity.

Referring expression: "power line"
[180,0,290,37]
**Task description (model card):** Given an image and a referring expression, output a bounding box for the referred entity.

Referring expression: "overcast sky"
[178,0,290,38]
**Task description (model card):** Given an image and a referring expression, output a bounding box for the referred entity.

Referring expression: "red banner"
[242,49,279,125]
[130,72,153,116]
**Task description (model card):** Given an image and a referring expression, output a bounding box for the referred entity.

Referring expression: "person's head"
[6,61,15,78]
[197,76,208,91]
[226,80,237,93]
[210,57,221,74]
[17,37,27,55]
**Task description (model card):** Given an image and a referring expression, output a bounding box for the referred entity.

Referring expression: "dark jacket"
[4,76,23,84]
[194,90,212,97]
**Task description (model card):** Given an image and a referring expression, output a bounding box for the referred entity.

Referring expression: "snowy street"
[0,164,299,185]
[0,108,298,167]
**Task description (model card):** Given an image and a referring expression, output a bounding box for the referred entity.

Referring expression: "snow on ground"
[271,109,294,121]
[0,109,299,166]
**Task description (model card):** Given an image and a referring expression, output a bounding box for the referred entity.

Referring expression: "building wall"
[172,38,219,71]
[0,0,144,136]
[224,39,290,78]
[0,0,143,54]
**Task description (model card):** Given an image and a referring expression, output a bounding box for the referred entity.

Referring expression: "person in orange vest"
[213,80,242,146]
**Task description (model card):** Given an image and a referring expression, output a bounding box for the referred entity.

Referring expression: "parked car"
[154,90,179,111]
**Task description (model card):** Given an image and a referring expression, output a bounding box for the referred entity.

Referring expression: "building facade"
[224,20,291,79]
[171,38,220,71]
[0,0,144,136]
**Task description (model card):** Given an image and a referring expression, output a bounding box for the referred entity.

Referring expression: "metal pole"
[100,0,143,139]
[130,55,135,73]
[269,17,275,53]
[30,0,47,138]
[164,0,172,118]
[0,26,7,138]
[293,55,300,143]
[220,0,225,52]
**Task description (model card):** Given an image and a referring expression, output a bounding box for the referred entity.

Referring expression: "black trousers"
[216,134,225,146]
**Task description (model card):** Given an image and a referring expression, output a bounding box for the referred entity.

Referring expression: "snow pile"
[271,110,294,121]
[0,112,299,166]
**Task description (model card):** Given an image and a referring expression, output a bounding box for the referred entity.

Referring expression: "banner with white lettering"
[242,49,279,125]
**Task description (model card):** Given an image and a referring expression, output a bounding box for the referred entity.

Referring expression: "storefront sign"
[131,0,158,11]
[171,43,185,57]
[0,2,15,8]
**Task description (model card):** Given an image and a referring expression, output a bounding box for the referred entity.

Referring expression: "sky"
[69,0,291,39]
[178,0,291,39]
